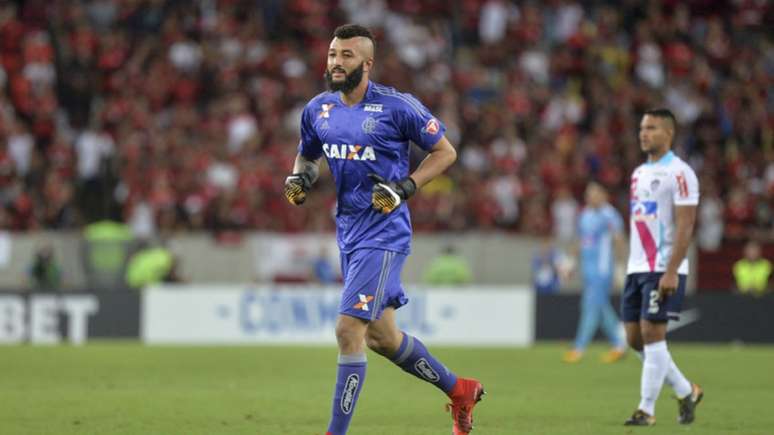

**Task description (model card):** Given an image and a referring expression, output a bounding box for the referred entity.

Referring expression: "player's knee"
[364,334,387,355]
[626,334,643,351]
[334,323,364,352]
[365,331,399,356]
[623,322,643,350]
[640,321,667,344]
[641,328,666,344]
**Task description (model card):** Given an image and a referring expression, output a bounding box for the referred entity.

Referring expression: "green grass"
[1,342,772,435]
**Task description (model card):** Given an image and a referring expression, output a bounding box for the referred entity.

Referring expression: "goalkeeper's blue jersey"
[298,81,445,254]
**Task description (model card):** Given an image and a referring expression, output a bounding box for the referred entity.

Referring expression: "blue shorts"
[621,272,687,322]
[339,248,408,321]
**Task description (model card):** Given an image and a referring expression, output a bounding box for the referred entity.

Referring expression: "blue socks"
[326,353,367,435]
[327,335,457,434]
[390,333,457,394]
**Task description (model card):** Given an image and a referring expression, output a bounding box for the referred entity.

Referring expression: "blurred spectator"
[311,245,338,285]
[697,181,724,251]
[127,197,155,239]
[733,240,772,297]
[479,0,519,45]
[725,186,755,240]
[532,239,562,294]
[74,125,116,223]
[7,117,33,177]
[551,185,578,245]
[28,243,62,291]
[82,219,132,289]
[422,244,472,286]
[125,238,180,289]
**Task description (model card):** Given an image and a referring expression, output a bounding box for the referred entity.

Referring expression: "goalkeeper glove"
[368,173,417,214]
[284,172,313,205]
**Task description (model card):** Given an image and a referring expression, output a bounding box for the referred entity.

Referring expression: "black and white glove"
[284,172,313,205]
[368,173,417,214]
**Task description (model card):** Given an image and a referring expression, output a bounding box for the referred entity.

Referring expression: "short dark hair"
[643,108,677,134]
[333,24,375,46]
[642,107,677,147]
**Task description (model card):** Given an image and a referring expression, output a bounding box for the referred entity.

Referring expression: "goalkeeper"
[284,24,484,435]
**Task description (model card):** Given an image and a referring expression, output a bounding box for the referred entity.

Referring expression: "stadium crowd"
[0,0,771,247]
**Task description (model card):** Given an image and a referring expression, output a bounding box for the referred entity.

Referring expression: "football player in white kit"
[622,109,704,426]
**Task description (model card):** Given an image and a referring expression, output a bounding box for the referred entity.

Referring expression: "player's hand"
[368,173,416,214]
[284,173,312,205]
[657,271,679,300]
[557,255,576,282]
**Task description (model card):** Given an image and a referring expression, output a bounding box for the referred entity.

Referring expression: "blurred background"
[0,0,771,345]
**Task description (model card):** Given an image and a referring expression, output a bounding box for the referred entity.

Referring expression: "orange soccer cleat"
[562,349,583,363]
[446,377,485,435]
[600,348,626,364]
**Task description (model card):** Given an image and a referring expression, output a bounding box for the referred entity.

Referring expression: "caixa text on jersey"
[323,143,377,161]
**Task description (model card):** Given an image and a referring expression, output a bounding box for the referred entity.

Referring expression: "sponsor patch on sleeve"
[423,118,439,135]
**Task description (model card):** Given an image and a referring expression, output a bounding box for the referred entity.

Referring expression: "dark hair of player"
[643,108,677,138]
[333,24,375,49]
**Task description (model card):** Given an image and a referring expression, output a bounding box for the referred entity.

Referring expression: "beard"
[325,62,364,93]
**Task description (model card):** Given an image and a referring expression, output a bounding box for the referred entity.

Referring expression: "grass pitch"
[1,342,771,435]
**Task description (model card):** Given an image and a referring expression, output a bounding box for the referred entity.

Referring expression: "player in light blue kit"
[562,182,627,363]
[283,25,484,435]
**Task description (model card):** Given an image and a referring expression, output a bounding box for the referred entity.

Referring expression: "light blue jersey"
[578,204,624,280]
[298,81,445,255]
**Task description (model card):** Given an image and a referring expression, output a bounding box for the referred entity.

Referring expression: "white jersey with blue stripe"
[578,203,624,278]
[298,81,446,254]
[627,151,700,274]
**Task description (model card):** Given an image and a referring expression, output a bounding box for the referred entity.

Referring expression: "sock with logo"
[638,341,669,415]
[389,332,458,395]
[326,353,367,435]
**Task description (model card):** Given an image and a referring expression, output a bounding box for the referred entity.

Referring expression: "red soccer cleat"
[445,377,485,435]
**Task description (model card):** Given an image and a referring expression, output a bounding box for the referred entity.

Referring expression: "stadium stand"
[0,1,770,247]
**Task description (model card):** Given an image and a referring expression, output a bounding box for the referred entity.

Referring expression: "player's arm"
[607,208,627,260]
[284,153,321,206]
[286,101,324,206]
[409,135,457,188]
[370,136,456,214]
[612,231,628,281]
[612,220,628,262]
[658,205,697,297]
[613,232,627,259]
[608,208,628,281]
